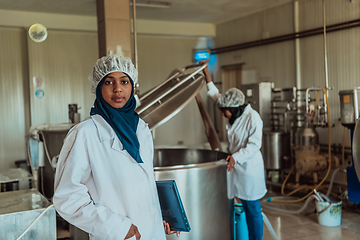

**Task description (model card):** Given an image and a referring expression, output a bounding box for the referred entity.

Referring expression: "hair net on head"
[217,88,245,108]
[88,54,138,93]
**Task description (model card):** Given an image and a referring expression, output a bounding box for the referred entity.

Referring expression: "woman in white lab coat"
[200,61,267,240]
[53,54,179,240]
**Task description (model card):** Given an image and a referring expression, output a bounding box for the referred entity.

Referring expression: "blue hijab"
[90,73,143,163]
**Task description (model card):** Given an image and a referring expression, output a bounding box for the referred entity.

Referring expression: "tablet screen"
[156,180,191,232]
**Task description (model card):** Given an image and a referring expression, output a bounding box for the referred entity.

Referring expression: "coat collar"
[90,115,148,171]
[90,115,116,142]
[90,115,125,152]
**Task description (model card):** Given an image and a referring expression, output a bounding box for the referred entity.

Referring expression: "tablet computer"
[156,180,191,232]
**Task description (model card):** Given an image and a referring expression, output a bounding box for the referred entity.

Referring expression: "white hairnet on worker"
[217,88,245,108]
[88,54,138,93]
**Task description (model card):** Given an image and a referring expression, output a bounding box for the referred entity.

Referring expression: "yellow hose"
[281,165,295,196]
[272,87,331,203]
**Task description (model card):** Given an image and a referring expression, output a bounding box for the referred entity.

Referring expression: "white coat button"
[143,178,147,182]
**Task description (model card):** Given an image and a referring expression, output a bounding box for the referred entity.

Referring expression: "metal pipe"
[132,0,139,92]
[294,1,301,90]
[294,0,302,128]
[322,0,329,90]
[322,0,329,122]
[305,87,323,121]
[305,87,333,126]
[211,19,360,54]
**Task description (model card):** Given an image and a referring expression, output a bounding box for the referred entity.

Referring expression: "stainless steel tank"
[262,131,291,170]
[153,148,230,240]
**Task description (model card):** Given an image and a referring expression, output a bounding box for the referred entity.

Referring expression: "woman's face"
[101,72,133,109]
[220,109,232,119]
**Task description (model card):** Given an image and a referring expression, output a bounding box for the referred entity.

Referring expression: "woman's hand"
[199,60,209,73]
[125,224,141,240]
[163,220,180,237]
[199,60,212,83]
[226,155,236,172]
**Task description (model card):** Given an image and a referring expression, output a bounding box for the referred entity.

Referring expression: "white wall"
[0,27,28,169]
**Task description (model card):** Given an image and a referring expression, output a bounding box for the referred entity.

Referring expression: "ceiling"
[0,0,294,24]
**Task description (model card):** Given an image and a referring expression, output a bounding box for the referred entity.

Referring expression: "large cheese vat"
[153,148,230,240]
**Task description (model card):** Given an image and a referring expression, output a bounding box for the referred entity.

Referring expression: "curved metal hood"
[136,64,207,130]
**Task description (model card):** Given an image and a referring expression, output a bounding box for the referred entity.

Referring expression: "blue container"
[234,204,249,240]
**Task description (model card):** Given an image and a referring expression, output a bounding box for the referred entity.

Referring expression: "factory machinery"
[2,60,359,239]
[245,82,360,205]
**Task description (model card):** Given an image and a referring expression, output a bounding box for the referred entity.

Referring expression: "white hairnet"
[217,88,245,108]
[89,54,138,93]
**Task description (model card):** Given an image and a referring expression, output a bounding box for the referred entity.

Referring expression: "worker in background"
[53,54,179,240]
[200,60,267,240]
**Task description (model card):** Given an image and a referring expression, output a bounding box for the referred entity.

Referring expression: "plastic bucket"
[234,204,249,240]
[315,200,342,227]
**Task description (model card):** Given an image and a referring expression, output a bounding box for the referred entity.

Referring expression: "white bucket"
[315,200,342,227]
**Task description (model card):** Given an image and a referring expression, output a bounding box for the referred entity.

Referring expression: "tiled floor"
[57,190,360,240]
[261,191,360,240]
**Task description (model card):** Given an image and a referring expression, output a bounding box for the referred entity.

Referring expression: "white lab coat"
[207,82,267,201]
[53,114,166,240]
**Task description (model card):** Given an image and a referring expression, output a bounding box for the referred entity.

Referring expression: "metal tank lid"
[135,63,207,130]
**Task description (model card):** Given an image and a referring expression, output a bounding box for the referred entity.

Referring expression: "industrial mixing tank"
[153,148,230,240]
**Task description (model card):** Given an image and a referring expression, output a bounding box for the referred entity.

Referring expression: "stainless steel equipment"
[137,64,206,130]
[0,168,33,192]
[136,62,222,150]
[153,148,230,240]
[68,104,80,123]
[241,82,273,130]
[294,126,319,146]
[339,88,360,129]
[262,131,291,170]
[0,189,56,239]
[29,123,73,199]
[293,126,339,183]
[39,128,70,199]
